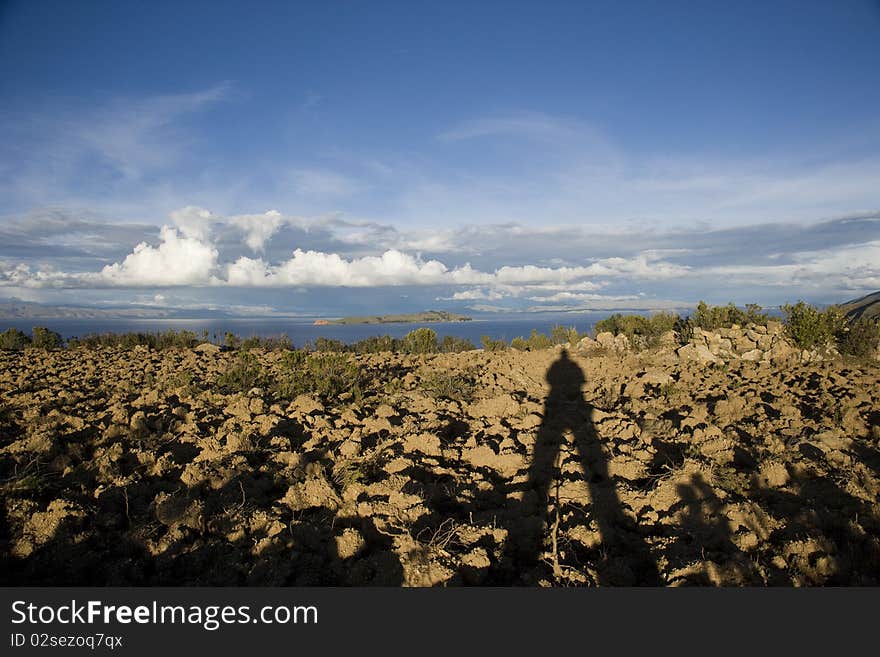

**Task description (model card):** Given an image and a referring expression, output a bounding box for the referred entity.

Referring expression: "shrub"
[31,326,63,349]
[240,336,263,351]
[0,328,31,350]
[510,336,528,351]
[402,327,438,354]
[439,335,476,353]
[689,301,770,331]
[510,327,584,351]
[837,318,880,359]
[550,325,583,345]
[352,335,401,353]
[215,352,264,393]
[480,335,507,351]
[275,351,363,402]
[594,314,648,338]
[419,368,476,402]
[154,330,198,349]
[224,332,241,349]
[236,334,293,351]
[593,312,678,348]
[314,337,347,352]
[782,301,846,350]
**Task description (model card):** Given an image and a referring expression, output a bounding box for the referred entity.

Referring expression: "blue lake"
[0,312,631,346]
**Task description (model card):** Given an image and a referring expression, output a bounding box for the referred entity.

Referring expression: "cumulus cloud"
[3,205,878,311]
[170,206,215,241]
[97,226,218,286]
[228,210,284,253]
[227,249,452,287]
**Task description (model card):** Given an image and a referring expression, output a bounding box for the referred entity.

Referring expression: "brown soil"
[1,344,879,586]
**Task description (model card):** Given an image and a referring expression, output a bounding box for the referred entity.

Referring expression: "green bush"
[31,326,63,349]
[402,327,438,354]
[550,325,583,345]
[689,301,770,331]
[511,329,552,350]
[782,301,846,350]
[510,336,528,351]
[238,334,293,351]
[439,335,475,353]
[0,328,31,350]
[215,352,264,393]
[419,369,476,402]
[67,330,201,350]
[593,312,678,347]
[314,337,347,352]
[480,335,508,351]
[275,351,363,402]
[224,332,241,349]
[154,330,199,349]
[352,335,401,353]
[837,318,880,359]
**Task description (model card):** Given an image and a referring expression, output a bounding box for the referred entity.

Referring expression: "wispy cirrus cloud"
[0,83,233,214]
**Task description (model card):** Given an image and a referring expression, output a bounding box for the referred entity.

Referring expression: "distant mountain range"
[839,291,880,320]
[0,301,174,319]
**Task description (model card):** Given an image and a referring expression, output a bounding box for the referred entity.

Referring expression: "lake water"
[0,312,630,347]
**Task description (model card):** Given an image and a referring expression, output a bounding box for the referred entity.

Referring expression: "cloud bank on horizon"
[1,2,879,315]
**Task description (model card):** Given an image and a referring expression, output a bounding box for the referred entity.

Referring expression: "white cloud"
[226,249,451,287]
[170,206,215,241]
[97,226,218,286]
[702,241,880,290]
[228,210,284,252]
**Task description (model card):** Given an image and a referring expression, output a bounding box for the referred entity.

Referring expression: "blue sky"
[1,0,879,315]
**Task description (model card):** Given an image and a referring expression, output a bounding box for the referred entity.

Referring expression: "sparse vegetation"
[480,335,508,351]
[782,301,846,350]
[0,328,31,350]
[418,368,476,402]
[594,312,678,347]
[275,351,363,402]
[31,326,64,350]
[837,317,880,359]
[689,301,770,330]
[314,337,347,352]
[67,329,202,350]
[215,352,264,393]
[402,327,439,354]
[439,335,476,353]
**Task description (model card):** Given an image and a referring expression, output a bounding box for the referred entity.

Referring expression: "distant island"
[314,310,472,325]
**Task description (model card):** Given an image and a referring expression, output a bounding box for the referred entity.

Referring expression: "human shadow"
[507,349,661,585]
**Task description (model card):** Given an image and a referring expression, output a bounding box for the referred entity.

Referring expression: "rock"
[129,410,148,437]
[576,336,597,351]
[678,343,718,363]
[287,394,324,415]
[741,349,763,362]
[469,394,519,418]
[403,433,442,456]
[335,528,366,559]
[767,340,795,364]
[595,332,615,349]
[640,369,672,385]
[194,342,221,355]
[374,404,396,419]
[613,334,630,352]
[735,336,757,352]
[281,477,340,512]
[759,461,790,487]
